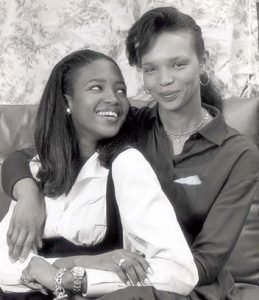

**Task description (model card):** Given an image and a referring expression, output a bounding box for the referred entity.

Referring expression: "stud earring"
[66,107,72,115]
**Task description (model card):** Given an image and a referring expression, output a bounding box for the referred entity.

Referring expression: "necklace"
[163,108,210,143]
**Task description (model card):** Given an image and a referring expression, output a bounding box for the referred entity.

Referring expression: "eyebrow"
[87,79,126,85]
[142,55,189,66]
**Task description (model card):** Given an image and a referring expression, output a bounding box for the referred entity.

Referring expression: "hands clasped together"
[19,250,152,297]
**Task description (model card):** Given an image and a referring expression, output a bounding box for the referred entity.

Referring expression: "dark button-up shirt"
[128,104,259,285]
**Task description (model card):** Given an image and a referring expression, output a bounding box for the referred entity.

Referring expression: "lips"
[159,90,180,98]
[96,109,122,121]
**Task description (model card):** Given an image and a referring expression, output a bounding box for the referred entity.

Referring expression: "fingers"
[134,254,153,276]
[8,229,27,262]
[113,265,131,286]
[6,219,15,245]
[120,259,151,286]
[37,236,43,249]
[19,234,36,262]
[20,272,48,295]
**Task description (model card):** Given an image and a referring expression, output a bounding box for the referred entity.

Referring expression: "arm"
[192,148,259,285]
[2,148,36,199]
[111,148,198,295]
[1,148,45,262]
[45,148,198,297]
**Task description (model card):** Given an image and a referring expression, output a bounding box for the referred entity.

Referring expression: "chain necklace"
[163,108,210,143]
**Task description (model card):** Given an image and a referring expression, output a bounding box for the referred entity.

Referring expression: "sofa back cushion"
[0,105,38,163]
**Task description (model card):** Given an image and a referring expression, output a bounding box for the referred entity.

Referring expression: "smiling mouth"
[159,91,180,99]
[96,110,120,120]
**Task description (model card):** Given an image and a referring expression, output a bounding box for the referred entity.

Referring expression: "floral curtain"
[0,0,258,104]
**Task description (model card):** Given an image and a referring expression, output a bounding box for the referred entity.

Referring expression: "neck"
[159,102,203,134]
[78,138,96,162]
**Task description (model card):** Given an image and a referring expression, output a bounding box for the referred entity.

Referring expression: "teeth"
[97,111,118,118]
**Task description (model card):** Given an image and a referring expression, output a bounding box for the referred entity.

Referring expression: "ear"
[199,50,209,75]
[64,94,73,110]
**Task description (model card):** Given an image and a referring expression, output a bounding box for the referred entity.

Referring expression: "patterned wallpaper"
[0,0,258,104]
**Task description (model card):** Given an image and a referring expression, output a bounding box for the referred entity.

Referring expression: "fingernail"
[19,257,25,263]
[137,282,142,287]
[40,289,48,295]
[126,281,131,286]
[144,278,151,286]
[147,267,153,275]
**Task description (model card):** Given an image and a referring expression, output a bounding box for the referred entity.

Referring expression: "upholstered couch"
[0,97,259,285]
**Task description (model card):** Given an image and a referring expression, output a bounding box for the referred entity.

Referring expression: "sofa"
[0,97,259,286]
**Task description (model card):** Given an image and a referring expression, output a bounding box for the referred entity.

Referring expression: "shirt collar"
[150,103,228,146]
[198,104,228,145]
[75,152,108,183]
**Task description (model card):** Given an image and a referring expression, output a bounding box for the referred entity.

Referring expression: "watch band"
[71,267,85,294]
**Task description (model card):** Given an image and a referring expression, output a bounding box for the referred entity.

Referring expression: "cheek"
[143,74,156,91]
[178,69,200,88]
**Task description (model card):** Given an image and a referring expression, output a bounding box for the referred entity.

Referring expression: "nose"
[159,68,175,86]
[104,88,119,104]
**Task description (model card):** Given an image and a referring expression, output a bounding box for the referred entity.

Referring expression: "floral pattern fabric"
[0,0,258,104]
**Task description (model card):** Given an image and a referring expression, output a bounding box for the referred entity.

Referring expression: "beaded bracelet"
[53,268,68,300]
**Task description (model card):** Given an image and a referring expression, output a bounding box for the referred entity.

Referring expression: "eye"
[90,85,102,91]
[171,62,186,70]
[116,87,127,95]
[143,66,155,73]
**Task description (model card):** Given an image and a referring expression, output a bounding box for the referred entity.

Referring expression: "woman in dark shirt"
[2,6,259,300]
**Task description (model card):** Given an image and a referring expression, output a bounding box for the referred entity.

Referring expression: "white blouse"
[0,148,198,296]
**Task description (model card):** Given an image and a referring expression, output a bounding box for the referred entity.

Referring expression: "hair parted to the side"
[35,49,120,197]
[126,6,222,111]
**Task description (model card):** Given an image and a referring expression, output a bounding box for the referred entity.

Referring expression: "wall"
[0,0,258,105]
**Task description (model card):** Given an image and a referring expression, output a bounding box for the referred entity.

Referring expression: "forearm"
[2,148,36,199]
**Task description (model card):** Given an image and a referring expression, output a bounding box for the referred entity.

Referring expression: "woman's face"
[141,31,205,112]
[67,59,129,143]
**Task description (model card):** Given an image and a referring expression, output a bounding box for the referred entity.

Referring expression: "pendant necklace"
[163,108,210,143]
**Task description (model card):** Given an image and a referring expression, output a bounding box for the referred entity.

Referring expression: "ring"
[20,275,26,283]
[118,258,127,267]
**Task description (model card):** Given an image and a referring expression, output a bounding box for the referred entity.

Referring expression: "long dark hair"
[35,49,121,197]
[126,6,222,111]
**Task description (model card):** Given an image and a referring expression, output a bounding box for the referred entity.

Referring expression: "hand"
[73,249,153,286]
[21,257,58,291]
[53,256,77,269]
[7,178,45,263]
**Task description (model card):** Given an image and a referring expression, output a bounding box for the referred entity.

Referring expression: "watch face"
[72,266,85,276]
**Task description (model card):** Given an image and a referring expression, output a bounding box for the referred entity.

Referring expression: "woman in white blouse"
[0,49,198,299]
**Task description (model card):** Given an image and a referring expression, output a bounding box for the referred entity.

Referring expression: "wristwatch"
[70,266,86,294]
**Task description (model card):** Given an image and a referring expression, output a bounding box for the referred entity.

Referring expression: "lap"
[96,270,259,300]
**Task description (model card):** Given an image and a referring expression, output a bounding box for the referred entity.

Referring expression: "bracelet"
[53,268,68,300]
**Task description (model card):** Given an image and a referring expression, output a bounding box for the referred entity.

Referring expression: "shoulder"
[112,148,148,168]
[225,125,259,156]
[223,126,259,175]
[128,104,155,126]
[112,148,156,176]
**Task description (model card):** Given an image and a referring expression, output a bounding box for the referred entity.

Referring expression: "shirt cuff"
[85,268,126,297]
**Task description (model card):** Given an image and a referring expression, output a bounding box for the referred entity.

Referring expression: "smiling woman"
[0,48,198,299]
[63,59,129,159]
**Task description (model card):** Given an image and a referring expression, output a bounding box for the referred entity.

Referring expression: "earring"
[66,107,72,115]
[199,70,210,86]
